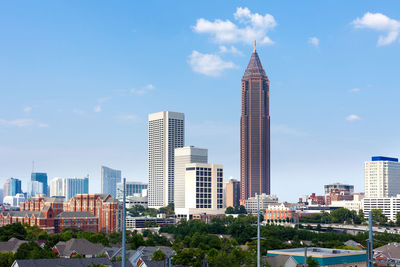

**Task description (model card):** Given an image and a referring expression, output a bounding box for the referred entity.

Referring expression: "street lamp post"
[122,177,126,267]
[257,193,260,267]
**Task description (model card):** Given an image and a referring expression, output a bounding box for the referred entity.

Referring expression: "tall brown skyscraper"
[240,43,270,204]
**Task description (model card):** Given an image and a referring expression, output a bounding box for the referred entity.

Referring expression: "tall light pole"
[122,177,126,267]
[368,210,373,267]
[257,193,260,267]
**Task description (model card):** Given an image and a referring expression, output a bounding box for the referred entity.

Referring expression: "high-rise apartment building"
[4,178,22,197]
[365,156,400,198]
[148,111,184,208]
[31,173,48,196]
[224,178,240,208]
[174,146,208,210]
[175,163,225,219]
[101,166,121,197]
[49,177,89,200]
[240,43,271,204]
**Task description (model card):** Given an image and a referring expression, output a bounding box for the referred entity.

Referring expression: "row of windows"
[196,204,211,208]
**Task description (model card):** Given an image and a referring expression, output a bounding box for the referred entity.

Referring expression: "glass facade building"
[117,181,147,200]
[4,178,22,197]
[31,172,48,196]
[101,166,121,197]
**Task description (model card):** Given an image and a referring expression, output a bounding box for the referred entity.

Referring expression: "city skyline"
[1,1,400,202]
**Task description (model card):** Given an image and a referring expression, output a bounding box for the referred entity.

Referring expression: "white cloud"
[130,84,155,95]
[219,45,243,55]
[188,50,237,76]
[349,88,360,93]
[0,118,48,128]
[346,114,361,122]
[352,12,400,46]
[193,7,277,45]
[93,105,101,113]
[23,106,32,113]
[308,37,319,47]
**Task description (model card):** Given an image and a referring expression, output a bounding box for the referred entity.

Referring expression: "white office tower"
[174,146,208,210]
[49,176,89,200]
[175,163,225,219]
[101,166,122,197]
[148,111,184,208]
[50,177,65,197]
[365,156,400,198]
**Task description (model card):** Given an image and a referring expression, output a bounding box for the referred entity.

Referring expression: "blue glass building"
[7,178,22,196]
[31,172,48,196]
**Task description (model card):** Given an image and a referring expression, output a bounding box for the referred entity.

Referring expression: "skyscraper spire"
[253,40,256,52]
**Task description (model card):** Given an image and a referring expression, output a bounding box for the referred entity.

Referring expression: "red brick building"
[64,194,120,233]
[325,189,354,205]
[265,203,298,223]
[0,194,120,233]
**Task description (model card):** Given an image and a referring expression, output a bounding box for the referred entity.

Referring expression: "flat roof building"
[268,247,366,266]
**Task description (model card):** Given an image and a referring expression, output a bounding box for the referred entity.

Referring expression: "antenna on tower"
[253,40,256,52]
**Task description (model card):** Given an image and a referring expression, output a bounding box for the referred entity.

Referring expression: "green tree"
[372,209,388,225]
[225,207,235,214]
[307,256,320,267]
[129,233,145,249]
[151,249,167,261]
[330,208,352,224]
[0,252,14,267]
[15,241,57,260]
[396,212,400,226]
[71,253,84,258]
[0,223,27,241]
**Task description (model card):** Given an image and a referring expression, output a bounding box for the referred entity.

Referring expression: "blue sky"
[1,1,400,202]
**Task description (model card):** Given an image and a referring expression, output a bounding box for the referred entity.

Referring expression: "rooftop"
[55,211,96,218]
[268,247,366,257]
[54,238,104,257]
[372,156,398,162]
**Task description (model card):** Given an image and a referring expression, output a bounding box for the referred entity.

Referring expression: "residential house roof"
[11,257,117,267]
[0,237,27,253]
[54,238,105,257]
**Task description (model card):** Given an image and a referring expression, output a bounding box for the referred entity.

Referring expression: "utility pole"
[122,177,126,267]
[304,247,307,267]
[368,210,373,267]
[257,193,260,267]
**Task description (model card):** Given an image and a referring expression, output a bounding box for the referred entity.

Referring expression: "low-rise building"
[0,194,121,233]
[363,196,400,221]
[125,195,148,209]
[125,216,175,229]
[3,193,26,208]
[374,242,400,265]
[268,247,366,266]
[245,193,278,214]
[11,258,124,267]
[265,203,298,222]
